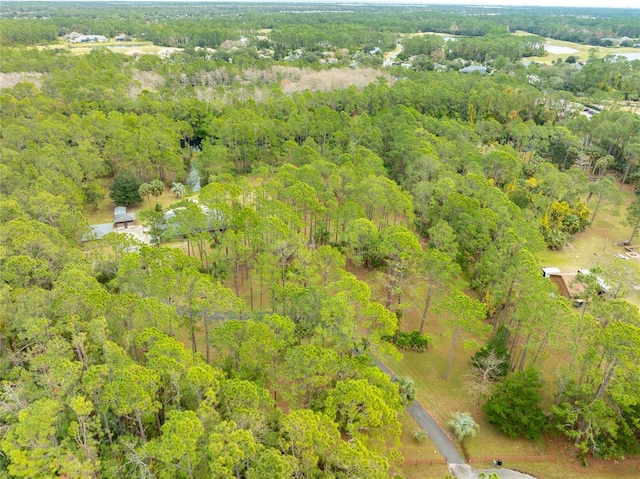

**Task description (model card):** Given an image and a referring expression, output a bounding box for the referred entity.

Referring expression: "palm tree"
[393,376,416,406]
[447,411,479,446]
[171,182,186,198]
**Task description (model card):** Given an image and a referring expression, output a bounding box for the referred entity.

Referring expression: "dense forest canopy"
[1,3,640,479]
[2,2,640,47]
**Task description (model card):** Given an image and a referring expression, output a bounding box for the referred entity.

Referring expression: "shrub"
[393,376,416,405]
[545,228,568,250]
[483,368,547,440]
[412,429,427,443]
[471,326,509,379]
[109,170,143,206]
[447,411,479,443]
[383,330,430,351]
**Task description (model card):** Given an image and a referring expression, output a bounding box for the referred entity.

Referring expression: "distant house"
[114,206,136,228]
[114,34,131,42]
[65,32,108,43]
[85,223,114,241]
[162,203,226,236]
[65,32,82,42]
[546,268,609,306]
[84,206,136,242]
[459,65,487,75]
[577,269,610,296]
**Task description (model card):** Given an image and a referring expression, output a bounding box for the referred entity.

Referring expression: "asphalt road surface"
[450,464,539,479]
[372,358,464,464]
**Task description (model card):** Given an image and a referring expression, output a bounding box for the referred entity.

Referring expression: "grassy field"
[537,179,639,306]
[537,181,635,270]
[37,41,179,56]
[380,297,640,479]
[85,182,190,225]
[377,312,551,478]
[513,31,640,64]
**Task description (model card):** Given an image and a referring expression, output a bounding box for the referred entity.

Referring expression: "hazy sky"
[367,1,639,8]
[37,0,640,8]
[300,0,639,8]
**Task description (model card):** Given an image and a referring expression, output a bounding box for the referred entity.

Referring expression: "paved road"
[373,358,465,465]
[408,400,465,464]
[450,464,538,479]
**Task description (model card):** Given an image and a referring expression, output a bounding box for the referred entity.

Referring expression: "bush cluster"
[383,330,430,351]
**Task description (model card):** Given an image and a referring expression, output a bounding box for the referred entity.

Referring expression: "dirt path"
[383,42,403,67]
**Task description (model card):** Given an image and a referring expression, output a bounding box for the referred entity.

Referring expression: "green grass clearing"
[513,32,640,64]
[537,178,639,307]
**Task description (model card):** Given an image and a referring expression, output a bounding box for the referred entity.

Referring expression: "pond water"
[544,44,579,54]
[612,52,640,61]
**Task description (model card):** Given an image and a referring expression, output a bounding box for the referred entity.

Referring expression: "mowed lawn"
[377,304,550,479]
[85,182,190,225]
[395,411,450,479]
[537,179,639,306]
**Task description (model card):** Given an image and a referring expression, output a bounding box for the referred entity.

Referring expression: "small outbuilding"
[548,272,584,301]
[84,206,137,242]
[542,267,562,278]
[546,268,610,307]
[113,206,136,228]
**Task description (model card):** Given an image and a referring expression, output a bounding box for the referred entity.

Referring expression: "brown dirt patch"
[0,71,45,89]
[132,70,165,91]
[278,66,392,94]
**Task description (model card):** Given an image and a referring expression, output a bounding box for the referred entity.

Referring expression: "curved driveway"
[373,358,465,465]
[373,357,540,479]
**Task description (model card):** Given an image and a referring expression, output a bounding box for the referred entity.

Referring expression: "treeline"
[508,9,640,45]
[1,2,639,48]
[402,33,546,64]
